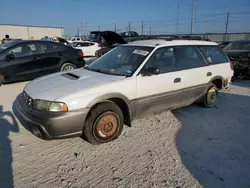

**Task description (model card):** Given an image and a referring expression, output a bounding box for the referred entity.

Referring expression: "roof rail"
[165,35,211,41]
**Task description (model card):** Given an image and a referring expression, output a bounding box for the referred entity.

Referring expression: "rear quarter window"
[198,46,229,64]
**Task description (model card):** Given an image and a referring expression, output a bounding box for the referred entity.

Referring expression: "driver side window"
[7,44,33,58]
[144,47,178,74]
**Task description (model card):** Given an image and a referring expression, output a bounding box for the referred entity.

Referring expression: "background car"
[0,40,85,85]
[72,41,101,58]
[88,31,127,58]
[223,40,250,79]
[68,36,84,43]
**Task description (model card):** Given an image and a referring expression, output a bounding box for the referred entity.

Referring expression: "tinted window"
[77,43,91,47]
[176,46,205,70]
[144,47,178,73]
[224,41,250,51]
[198,46,228,64]
[44,42,65,53]
[7,43,36,58]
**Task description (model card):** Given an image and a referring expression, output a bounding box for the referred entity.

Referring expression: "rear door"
[175,46,208,104]
[38,42,66,75]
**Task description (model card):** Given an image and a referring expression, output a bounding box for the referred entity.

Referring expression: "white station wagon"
[14,39,234,144]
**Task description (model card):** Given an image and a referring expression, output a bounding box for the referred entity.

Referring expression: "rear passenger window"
[45,43,65,53]
[176,46,205,70]
[198,46,228,64]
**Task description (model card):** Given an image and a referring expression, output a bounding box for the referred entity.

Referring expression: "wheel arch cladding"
[210,76,223,89]
[87,93,132,126]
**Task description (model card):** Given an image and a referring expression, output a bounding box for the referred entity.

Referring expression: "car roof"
[123,39,218,47]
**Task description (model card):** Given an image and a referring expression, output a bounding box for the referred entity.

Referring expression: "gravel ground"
[0,80,250,188]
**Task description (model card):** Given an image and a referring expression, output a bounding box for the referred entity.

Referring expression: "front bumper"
[14,94,89,140]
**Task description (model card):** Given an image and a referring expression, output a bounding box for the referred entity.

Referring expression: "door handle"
[207,72,212,76]
[174,78,181,83]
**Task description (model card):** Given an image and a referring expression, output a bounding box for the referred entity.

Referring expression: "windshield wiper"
[84,66,127,76]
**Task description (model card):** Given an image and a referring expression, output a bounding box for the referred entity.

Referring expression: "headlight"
[33,100,68,112]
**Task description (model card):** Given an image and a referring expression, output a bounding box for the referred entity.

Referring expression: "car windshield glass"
[86,46,154,76]
[0,41,16,52]
[88,32,100,41]
[224,41,250,51]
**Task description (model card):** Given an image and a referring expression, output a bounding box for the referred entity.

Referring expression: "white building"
[0,24,64,40]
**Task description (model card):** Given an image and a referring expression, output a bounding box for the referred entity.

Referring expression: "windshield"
[86,46,154,76]
[88,32,100,41]
[224,41,250,51]
[0,41,17,52]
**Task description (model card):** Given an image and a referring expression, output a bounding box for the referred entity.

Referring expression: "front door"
[3,42,43,81]
[136,47,184,117]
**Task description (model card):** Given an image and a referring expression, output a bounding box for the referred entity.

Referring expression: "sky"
[0,0,250,36]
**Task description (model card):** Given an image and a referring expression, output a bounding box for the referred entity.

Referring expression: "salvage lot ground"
[0,81,250,188]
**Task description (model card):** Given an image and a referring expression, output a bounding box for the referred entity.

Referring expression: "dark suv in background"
[0,40,85,85]
[88,31,127,58]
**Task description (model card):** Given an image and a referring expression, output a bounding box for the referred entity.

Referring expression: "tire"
[60,63,75,72]
[83,102,124,145]
[0,74,4,86]
[201,84,218,108]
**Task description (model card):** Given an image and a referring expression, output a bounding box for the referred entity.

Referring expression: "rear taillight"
[78,51,84,57]
[98,43,102,47]
[230,61,234,71]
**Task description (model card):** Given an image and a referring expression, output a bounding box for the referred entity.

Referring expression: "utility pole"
[114,23,117,32]
[77,28,80,36]
[141,21,144,35]
[225,12,229,34]
[175,3,180,34]
[149,26,151,36]
[85,21,87,38]
[190,0,195,34]
[128,22,131,32]
[98,25,100,31]
[80,20,83,36]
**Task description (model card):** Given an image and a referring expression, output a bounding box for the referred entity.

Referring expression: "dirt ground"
[0,80,250,188]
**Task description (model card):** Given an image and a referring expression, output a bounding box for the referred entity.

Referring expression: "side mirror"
[141,67,160,76]
[5,54,15,61]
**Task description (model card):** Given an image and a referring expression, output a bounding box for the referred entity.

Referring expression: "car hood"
[24,69,124,101]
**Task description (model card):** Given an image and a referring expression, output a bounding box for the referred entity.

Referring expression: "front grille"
[22,91,33,107]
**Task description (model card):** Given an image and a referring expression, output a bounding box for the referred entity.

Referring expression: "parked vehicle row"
[14,38,233,145]
[0,40,85,85]
[222,40,250,79]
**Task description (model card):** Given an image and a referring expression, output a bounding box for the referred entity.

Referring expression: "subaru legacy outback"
[14,39,234,145]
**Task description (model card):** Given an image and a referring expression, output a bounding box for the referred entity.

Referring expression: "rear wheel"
[201,84,218,108]
[60,63,75,71]
[83,102,124,145]
[0,74,4,86]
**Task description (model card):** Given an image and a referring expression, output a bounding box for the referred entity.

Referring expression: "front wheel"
[83,102,124,145]
[201,84,218,108]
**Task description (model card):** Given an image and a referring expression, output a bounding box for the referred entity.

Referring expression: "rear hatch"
[88,31,127,47]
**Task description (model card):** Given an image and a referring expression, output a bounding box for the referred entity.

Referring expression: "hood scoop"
[61,73,80,80]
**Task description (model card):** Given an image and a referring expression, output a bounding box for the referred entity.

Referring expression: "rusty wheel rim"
[94,112,119,140]
[207,87,217,107]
